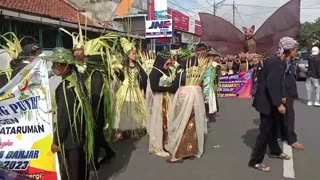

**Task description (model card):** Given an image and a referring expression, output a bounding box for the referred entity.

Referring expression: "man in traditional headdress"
[249,37,295,172]
[279,38,304,150]
[60,26,116,169]
[73,43,115,168]
[49,47,94,180]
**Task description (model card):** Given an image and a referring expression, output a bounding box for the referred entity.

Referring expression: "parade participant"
[147,52,175,157]
[11,43,43,78]
[306,46,320,106]
[195,42,208,56]
[74,50,115,168]
[113,37,148,140]
[141,50,156,139]
[249,37,294,172]
[166,54,208,163]
[49,48,95,180]
[279,42,304,150]
[0,32,22,88]
[59,24,117,168]
[204,49,221,122]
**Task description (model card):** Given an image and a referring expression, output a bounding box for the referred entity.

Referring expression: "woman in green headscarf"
[49,48,94,180]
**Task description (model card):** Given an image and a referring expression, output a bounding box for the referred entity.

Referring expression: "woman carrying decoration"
[147,51,176,157]
[165,46,209,163]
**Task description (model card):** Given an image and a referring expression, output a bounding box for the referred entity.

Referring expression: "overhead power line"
[220,8,233,17]
[167,1,199,16]
[235,7,246,27]
[237,12,266,20]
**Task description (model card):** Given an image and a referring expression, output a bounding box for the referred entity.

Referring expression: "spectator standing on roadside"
[306,46,320,106]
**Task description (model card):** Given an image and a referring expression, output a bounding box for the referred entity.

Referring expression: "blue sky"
[168,0,320,30]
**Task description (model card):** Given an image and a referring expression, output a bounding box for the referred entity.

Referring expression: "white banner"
[181,32,193,43]
[154,0,167,11]
[188,19,195,34]
[146,19,173,38]
[181,32,200,43]
[0,59,60,179]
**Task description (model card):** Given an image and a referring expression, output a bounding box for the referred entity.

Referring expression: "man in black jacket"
[249,37,296,172]
[278,54,304,150]
[50,48,88,180]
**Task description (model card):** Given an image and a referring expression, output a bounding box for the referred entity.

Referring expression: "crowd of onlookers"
[209,51,265,75]
[208,46,320,107]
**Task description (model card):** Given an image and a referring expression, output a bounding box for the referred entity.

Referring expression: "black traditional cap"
[207,49,222,57]
[196,42,207,49]
[21,43,41,57]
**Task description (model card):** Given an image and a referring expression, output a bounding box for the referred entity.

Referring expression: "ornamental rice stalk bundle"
[185,55,209,86]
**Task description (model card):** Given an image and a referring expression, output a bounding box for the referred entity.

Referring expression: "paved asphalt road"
[98,82,320,180]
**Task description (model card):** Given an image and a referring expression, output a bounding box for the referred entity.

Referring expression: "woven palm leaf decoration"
[0,32,23,60]
[0,32,23,80]
[139,51,156,75]
[59,14,118,74]
[177,43,196,59]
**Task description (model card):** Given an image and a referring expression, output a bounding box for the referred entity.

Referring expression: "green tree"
[298,17,320,51]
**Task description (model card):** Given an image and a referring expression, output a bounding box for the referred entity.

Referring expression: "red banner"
[150,0,155,20]
[150,1,202,35]
[168,8,189,32]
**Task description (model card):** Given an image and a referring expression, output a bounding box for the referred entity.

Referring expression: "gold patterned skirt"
[166,86,207,159]
[175,110,198,159]
[162,96,169,146]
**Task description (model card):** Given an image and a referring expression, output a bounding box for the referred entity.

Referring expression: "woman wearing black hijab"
[147,53,175,158]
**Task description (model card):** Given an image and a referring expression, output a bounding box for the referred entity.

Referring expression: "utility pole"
[147,0,155,52]
[232,1,235,25]
[213,0,216,15]
[211,0,225,16]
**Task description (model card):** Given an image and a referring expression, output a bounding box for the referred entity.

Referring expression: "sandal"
[154,151,170,158]
[269,153,291,160]
[250,163,271,172]
[187,156,196,160]
[166,158,184,163]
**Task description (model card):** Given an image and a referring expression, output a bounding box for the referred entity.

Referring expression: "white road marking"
[283,142,295,179]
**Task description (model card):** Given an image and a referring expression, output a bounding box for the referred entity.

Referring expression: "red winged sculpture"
[199,0,301,56]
